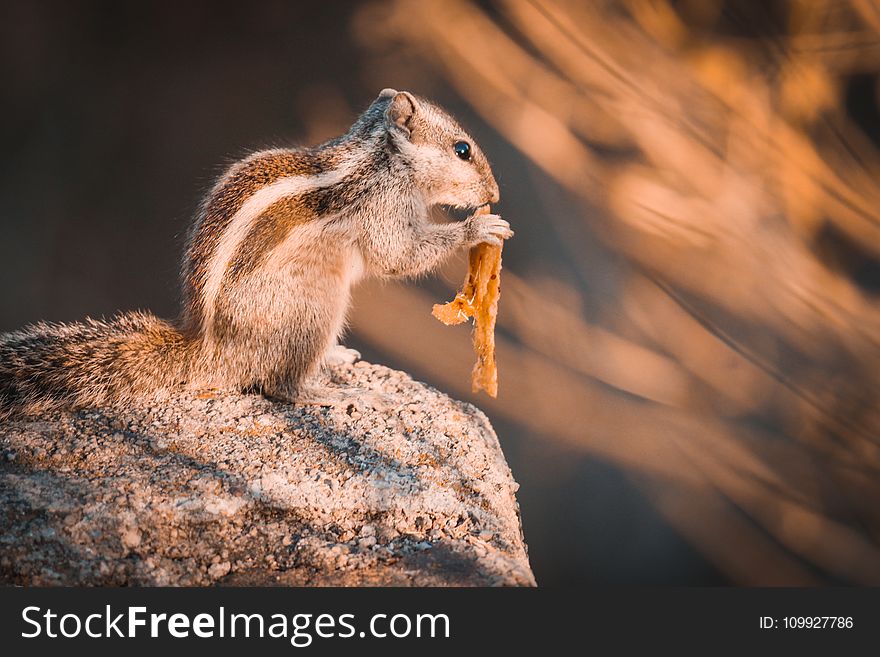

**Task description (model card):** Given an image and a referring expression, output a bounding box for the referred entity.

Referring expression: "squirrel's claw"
[466,213,513,247]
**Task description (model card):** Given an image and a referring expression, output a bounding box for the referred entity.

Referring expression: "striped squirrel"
[0,89,512,419]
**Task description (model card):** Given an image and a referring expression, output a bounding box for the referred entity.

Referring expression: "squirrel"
[0,89,512,419]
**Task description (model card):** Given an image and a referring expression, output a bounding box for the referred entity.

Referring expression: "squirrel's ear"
[385,91,417,138]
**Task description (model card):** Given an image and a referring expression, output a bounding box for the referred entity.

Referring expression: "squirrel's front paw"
[465,213,514,247]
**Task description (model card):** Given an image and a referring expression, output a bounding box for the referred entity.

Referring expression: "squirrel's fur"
[0,89,510,419]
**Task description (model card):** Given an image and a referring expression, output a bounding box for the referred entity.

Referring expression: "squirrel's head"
[374,88,500,209]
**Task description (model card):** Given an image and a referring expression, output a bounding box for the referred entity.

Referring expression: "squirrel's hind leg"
[323,344,361,367]
[295,382,394,412]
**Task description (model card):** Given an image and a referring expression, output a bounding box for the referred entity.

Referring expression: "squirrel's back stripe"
[222,145,390,288]
[182,149,329,329]
[199,155,366,335]
[224,185,342,286]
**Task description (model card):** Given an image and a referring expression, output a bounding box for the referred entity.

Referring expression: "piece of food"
[432,206,503,397]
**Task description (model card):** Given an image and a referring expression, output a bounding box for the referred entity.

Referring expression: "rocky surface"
[0,361,534,586]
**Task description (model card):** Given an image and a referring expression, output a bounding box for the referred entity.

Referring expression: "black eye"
[453,141,471,161]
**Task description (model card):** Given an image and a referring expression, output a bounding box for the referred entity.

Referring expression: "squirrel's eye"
[453,141,471,161]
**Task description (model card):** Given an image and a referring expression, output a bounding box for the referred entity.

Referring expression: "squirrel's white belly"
[345,244,366,287]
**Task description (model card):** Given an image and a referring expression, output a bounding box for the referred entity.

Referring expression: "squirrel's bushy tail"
[0,311,196,420]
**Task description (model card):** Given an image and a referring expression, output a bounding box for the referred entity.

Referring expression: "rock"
[0,361,535,586]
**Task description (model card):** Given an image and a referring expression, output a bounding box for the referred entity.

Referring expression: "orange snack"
[432,206,503,397]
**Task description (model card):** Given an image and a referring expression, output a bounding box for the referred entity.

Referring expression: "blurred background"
[4,0,880,585]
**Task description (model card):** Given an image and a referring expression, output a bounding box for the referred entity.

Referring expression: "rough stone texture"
[0,361,534,586]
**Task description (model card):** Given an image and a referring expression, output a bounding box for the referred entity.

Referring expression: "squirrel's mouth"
[434,203,485,223]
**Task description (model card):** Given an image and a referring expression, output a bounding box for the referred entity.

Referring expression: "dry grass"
[299,0,880,583]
